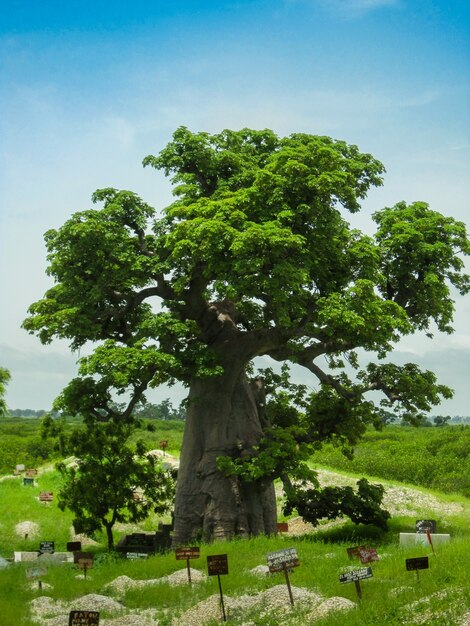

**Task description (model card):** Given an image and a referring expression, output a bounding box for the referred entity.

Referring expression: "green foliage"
[314,425,470,497]
[0,366,11,417]
[49,418,176,549]
[22,127,470,534]
[284,478,390,530]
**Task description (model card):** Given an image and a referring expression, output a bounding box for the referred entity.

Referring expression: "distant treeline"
[7,399,186,421]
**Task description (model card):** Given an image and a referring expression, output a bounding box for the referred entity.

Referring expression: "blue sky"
[1,0,469,412]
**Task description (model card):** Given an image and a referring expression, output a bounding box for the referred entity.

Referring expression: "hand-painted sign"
[23,477,34,486]
[416,520,436,534]
[25,469,38,477]
[358,548,379,564]
[68,610,100,625]
[25,566,47,580]
[339,567,373,583]
[406,556,429,571]
[207,554,228,576]
[159,440,168,449]
[67,541,82,552]
[39,491,53,502]
[277,522,289,533]
[74,551,93,564]
[347,545,366,560]
[175,547,200,560]
[267,547,299,573]
[126,552,148,560]
[39,541,55,554]
[339,567,373,599]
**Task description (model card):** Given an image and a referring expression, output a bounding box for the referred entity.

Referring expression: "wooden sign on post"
[207,555,228,622]
[159,440,168,456]
[406,556,429,582]
[339,567,373,599]
[347,545,366,560]
[176,546,200,585]
[39,491,53,502]
[25,469,38,477]
[68,610,100,626]
[26,566,47,590]
[16,464,25,472]
[277,522,289,533]
[67,541,82,553]
[267,547,299,605]
[77,554,94,580]
[358,548,379,564]
[23,477,34,486]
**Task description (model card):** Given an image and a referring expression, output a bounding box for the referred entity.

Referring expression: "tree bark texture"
[172,367,278,545]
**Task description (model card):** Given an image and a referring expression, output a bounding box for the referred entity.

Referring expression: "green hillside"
[1,423,470,625]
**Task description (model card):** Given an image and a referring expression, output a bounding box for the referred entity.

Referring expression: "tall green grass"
[312,425,470,497]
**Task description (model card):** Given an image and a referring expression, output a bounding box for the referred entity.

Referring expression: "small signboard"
[176,547,200,585]
[207,555,228,621]
[277,522,289,533]
[25,469,38,477]
[176,547,200,560]
[23,477,34,486]
[207,554,228,576]
[39,491,53,502]
[39,541,55,555]
[68,610,100,626]
[339,567,373,584]
[25,566,47,580]
[267,548,299,605]
[26,566,47,590]
[126,552,148,560]
[416,520,436,534]
[406,556,429,571]
[74,551,93,564]
[67,541,82,553]
[358,548,379,564]
[16,464,25,472]
[339,567,373,599]
[347,545,366,560]
[406,556,429,582]
[77,557,94,569]
[267,547,299,573]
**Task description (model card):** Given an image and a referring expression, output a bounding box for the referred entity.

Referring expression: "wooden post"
[186,558,192,585]
[283,563,294,605]
[217,574,226,621]
[354,579,362,599]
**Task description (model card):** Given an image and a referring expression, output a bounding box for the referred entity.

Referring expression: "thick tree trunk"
[172,366,278,545]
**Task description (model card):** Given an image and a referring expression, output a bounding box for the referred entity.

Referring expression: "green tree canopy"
[0,367,11,417]
[24,127,470,543]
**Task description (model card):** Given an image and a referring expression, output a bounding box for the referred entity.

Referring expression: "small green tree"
[49,416,176,550]
[0,367,11,417]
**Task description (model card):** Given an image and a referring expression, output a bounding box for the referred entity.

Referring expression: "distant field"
[0,417,185,476]
[312,425,470,498]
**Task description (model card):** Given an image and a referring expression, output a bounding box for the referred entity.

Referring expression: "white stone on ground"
[15,521,39,538]
[105,568,206,594]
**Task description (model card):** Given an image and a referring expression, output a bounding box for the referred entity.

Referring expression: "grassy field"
[1,422,470,624]
[311,425,470,498]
